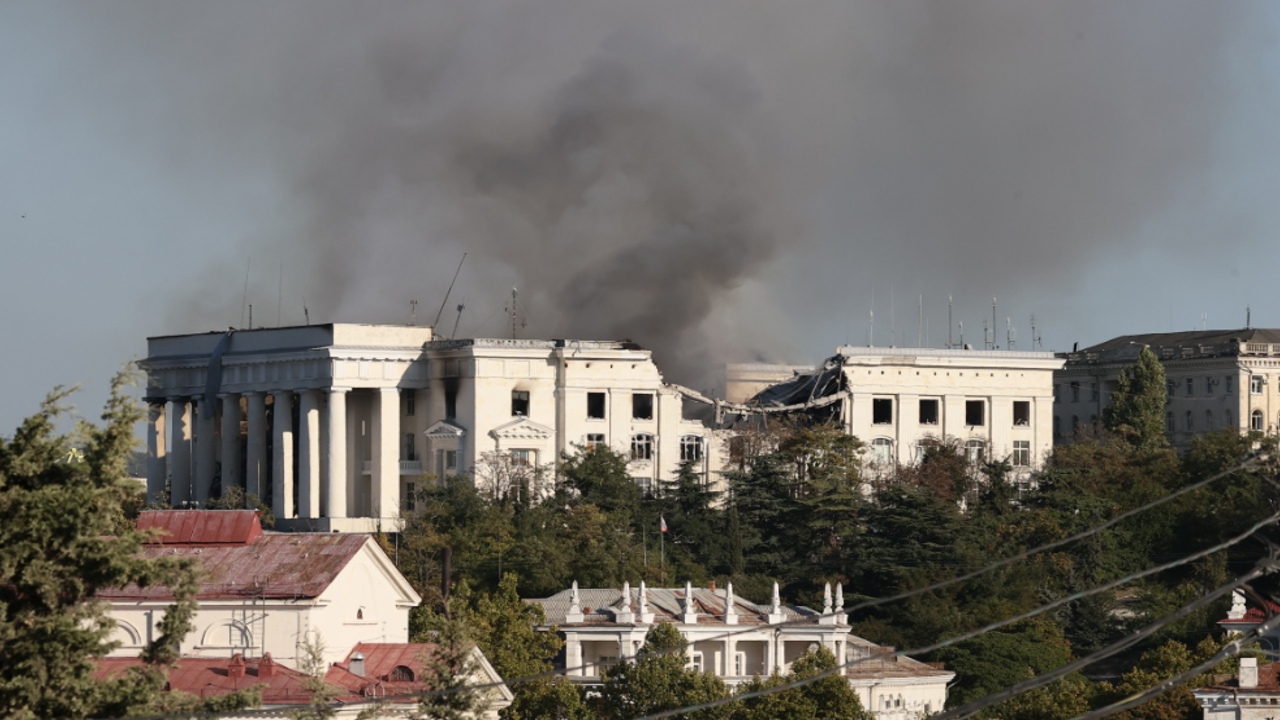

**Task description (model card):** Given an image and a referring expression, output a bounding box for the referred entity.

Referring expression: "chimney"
[708,580,716,592]
[350,652,366,677]
[258,653,277,679]
[1241,657,1258,688]
[227,653,246,680]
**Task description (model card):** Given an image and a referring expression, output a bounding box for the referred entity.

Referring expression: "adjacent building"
[528,580,953,719]
[1055,329,1280,450]
[141,324,720,531]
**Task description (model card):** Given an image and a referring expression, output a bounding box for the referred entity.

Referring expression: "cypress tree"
[1102,346,1170,451]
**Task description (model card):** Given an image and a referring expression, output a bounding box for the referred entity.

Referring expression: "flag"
[660,515,668,533]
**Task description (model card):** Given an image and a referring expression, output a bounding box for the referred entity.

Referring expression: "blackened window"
[632,393,654,420]
[918,399,939,425]
[587,392,606,419]
[1013,401,1030,426]
[631,434,654,460]
[965,400,985,426]
[873,398,893,425]
[511,390,530,417]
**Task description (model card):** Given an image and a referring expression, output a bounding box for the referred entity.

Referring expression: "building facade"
[724,346,1063,479]
[140,324,720,530]
[528,580,953,719]
[1054,329,1280,450]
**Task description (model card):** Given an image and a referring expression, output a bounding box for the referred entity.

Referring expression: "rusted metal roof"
[138,510,263,545]
[99,532,369,600]
[95,655,316,704]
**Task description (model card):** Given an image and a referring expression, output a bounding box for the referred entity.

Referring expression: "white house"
[1194,657,1280,720]
[140,324,723,531]
[528,580,953,719]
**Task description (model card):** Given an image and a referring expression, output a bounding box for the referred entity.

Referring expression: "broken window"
[1252,376,1265,395]
[680,435,704,462]
[633,476,653,496]
[965,400,985,426]
[511,390,530,417]
[587,392,606,420]
[918,399,939,425]
[632,393,654,420]
[444,379,458,420]
[870,437,894,466]
[872,398,893,425]
[1013,401,1031,426]
[965,439,986,464]
[631,433,654,461]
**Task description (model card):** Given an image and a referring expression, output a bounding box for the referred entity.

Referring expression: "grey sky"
[3,1,1280,433]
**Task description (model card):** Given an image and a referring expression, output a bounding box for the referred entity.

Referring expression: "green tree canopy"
[593,622,730,720]
[734,647,873,720]
[1102,347,1170,451]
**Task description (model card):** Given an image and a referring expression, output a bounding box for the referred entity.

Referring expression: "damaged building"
[140,323,723,531]
[722,346,1063,481]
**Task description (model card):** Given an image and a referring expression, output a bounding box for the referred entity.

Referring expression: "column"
[169,397,191,506]
[219,393,241,494]
[245,392,267,502]
[194,398,217,502]
[371,387,400,518]
[298,390,320,519]
[325,388,349,519]
[272,390,294,519]
[565,635,583,677]
[146,402,166,505]
[724,637,737,677]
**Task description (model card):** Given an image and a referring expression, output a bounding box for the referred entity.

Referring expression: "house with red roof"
[99,510,421,667]
[96,643,512,719]
[1218,589,1280,653]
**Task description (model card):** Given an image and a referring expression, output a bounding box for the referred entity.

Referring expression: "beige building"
[1054,329,1280,450]
[141,323,720,531]
[724,346,1063,480]
[529,580,953,719]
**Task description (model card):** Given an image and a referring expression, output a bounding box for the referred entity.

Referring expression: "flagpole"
[660,517,666,585]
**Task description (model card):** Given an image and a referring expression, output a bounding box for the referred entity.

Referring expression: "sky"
[4,1,1280,434]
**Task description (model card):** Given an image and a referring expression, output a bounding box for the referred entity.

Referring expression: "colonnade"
[145,386,404,521]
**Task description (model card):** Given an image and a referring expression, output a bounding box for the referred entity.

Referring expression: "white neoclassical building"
[141,323,721,530]
[724,346,1063,481]
[529,580,953,719]
[1055,328,1280,450]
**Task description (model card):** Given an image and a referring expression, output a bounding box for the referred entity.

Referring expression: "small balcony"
[361,460,424,475]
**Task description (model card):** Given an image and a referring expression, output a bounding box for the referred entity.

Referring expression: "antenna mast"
[991,297,998,350]
[410,300,418,326]
[432,253,468,329]
[947,295,953,349]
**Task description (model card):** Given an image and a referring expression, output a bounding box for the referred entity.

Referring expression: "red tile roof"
[95,654,317,704]
[138,510,263,545]
[99,530,370,601]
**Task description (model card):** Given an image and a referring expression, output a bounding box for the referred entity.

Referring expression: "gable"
[488,417,554,441]
[321,537,422,609]
[425,419,467,439]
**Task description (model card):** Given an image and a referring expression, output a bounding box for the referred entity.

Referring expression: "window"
[510,449,535,466]
[915,437,939,464]
[1185,378,1194,396]
[965,439,986,464]
[1054,415,1062,438]
[401,482,416,513]
[1185,411,1193,432]
[1166,380,1176,397]
[734,652,746,677]
[1091,383,1099,401]
[444,384,457,420]
[680,435,704,462]
[1226,376,1233,394]
[403,433,417,461]
[404,392,415,416]
[689,652,704,673]
[965,400,985,427]
[633,476,653,496]
[436,449,458,478]
[1252,376,1265,395]
[1252,409,1265,431]
[511,390,530,417]
[587,392,606,419]
[1013,401,1031,426]
[631,433,654,461]
[871,438,894,466]
[1205,377,1214,395]
[919,399,939,425]
[1070,382,1081,403]
[632,393,654,420]
[586,433,606,450]
[1012,440,1031,467]
[389,665,415,682]
[873,398,893,425]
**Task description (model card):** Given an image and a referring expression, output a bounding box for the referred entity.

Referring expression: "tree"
[0,374,206,720]
[593,622,730,720]
[734,647,873,720]
[461,573,563,681]
[1102,347,1169,451]
[412,618,486,720]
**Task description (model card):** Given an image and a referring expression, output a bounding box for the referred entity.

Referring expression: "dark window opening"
[444,379,458,420]
[389,665,414,682]
[404,392,415,416]
[631,434,653,460]
[918,399,939,425]
[965,400,985,427]
[1013,401,1030,426]
[586,433,606,450]
[632,393,654,420]
[511,390,530,417]
[587,392,606,420]
[873,398,893,425]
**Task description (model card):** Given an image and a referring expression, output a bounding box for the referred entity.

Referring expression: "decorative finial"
[823,582,833,614]
[835,583,844,611]
[771,582,782,613]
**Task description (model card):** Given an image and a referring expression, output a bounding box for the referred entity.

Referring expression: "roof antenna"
[947,295,954,349]
[1247,305,1252,329]
[991,297,998,350]
[409,299,418,326]
[432,253,467,330]
[303,296,310,326]
[1006,317,1016,350]
[1030,314,1042,350]
[451,303,465,339]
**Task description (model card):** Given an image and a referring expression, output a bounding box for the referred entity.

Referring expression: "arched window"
[389,665,415,682]
[915,437,939,464]
[965,439,986,464]
[871,438,894,466]
[630,434,654,461]
[680,435,704,462]
[1252,410,1264,431]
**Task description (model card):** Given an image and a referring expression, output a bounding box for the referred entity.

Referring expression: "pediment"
[424,420,467,439]
[488,417,555,441]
